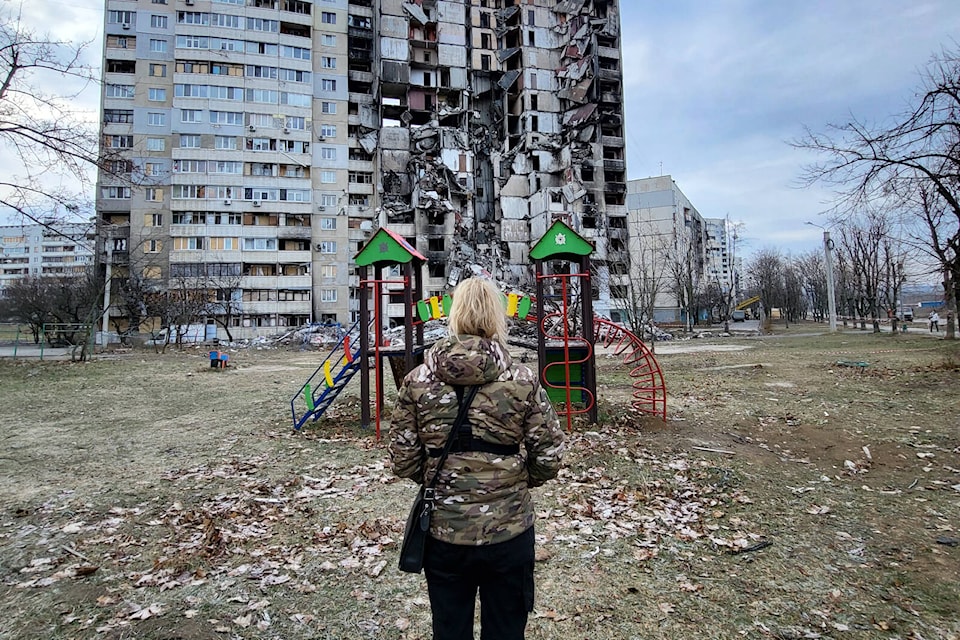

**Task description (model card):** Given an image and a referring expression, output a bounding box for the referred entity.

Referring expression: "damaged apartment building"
[95,0,628,339]
[374,0,629,326]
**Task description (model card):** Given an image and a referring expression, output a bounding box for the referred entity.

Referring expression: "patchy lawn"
[0,326,958,639]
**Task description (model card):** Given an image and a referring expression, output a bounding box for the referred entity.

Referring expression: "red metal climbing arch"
[593,318,667,420]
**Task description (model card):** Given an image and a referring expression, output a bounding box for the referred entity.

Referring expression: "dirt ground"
[0,324,958,639]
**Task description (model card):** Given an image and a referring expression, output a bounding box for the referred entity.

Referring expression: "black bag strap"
[425,384,479,490]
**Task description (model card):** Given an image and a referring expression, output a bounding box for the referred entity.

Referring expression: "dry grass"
[0,325,958,639]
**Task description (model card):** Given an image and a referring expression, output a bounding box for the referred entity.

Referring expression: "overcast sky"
[5,0,960,259]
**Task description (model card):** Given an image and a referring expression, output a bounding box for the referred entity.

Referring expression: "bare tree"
[0,7,106,225]
[796,46,960,339]
[795,250,828,322]
[746,248,785,332]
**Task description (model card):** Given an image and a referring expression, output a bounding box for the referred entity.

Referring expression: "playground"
[0,325,958,639]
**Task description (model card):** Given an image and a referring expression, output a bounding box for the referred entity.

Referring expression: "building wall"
[626,176,708,323]
[97,0,628,337]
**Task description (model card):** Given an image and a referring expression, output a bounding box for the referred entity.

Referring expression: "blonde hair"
[448,278,507,345]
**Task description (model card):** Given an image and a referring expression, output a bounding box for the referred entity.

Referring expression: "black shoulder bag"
[398,385,480,574]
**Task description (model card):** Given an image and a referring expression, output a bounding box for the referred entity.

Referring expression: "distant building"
[0,220,96,297]
[626,176,737,324]
[95,0,628,339]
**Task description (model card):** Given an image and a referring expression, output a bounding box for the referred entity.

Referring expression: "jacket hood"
[425,335,512,385]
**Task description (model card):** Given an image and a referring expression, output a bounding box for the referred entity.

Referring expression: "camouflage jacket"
[389,335,565,546]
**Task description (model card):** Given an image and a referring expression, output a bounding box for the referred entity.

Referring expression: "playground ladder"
[290,320,365,431]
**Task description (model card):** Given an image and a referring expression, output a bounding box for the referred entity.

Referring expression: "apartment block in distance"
[0,221,96,297]
[95,0,628,338]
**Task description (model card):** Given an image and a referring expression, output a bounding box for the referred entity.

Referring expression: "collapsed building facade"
[95,0,628,338]
[376,0,629,326]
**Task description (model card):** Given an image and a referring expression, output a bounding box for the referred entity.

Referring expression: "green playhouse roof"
[529,220,593,260]
[354,227,427,267]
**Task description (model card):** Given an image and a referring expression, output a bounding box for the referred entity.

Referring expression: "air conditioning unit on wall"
[253,200,261,207]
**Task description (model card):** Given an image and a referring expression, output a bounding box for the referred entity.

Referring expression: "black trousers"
[423,527,535,640]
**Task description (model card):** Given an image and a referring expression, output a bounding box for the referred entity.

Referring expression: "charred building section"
[372,0,628,325]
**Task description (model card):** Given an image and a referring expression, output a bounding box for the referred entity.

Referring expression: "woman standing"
[390,277,565,640]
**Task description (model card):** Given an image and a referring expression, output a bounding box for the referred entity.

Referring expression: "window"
[149,39,167,53]
[150,15,168,29]
[143,162,164,176]
[321,56,336,69]
[321,11,335,24]
[320,289,337,302]
[322,34,336,47]
[285,116,306,130]
[319,241,336,253]
[145,213,163,226]
[173,237,205,251]
[148,87,167,102]
[149,63,167,77]
[215,136,237,150]
[180,134,201,148]
[145,187,164,202]
[321,79,336,92]
[145,240,162,253]
[321,147,336,160]
[101,186,131,199]
[279,68,310,83]
[320,264,337,278]
[481,54,491,71]
[320,124,336,138]
[108,10,135,24]
[320,217,336,230]
[181,109,202,123]
[242,237,277,251]
[104,109,134,123]
[210,111,243,125]
[321,101,336,114]
[208,237,237,251]
[105,135,134,148]
[147,112,166,126]
[213,13,241,28]
[106,84,134,98]
[481,33,491,49]
[146,137,165,151]
[320,171,336,184]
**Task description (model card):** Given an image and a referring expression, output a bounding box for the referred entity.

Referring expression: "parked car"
[731,310,746,322]
[896,308,914,322]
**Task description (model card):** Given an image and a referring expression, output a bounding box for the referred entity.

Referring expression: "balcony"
[603,159,626,172]
[277,226,311,240]
[348,183,374,195]
[597,46,621,60]
[601,135,624,148]
[349,69,374,84]
[242,300,312,314]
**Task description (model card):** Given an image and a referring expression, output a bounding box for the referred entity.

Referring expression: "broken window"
[428,261,445,278]
[530,94,538,110]
[581,167,594,182]
[481,55,491,71]
[428,238,444,252]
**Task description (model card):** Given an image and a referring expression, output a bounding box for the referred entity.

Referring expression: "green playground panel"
[543,347,588,405]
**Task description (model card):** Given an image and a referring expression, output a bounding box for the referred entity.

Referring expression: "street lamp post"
[807,222,837,332]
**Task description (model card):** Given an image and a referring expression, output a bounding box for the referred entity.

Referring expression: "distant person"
[390,277,565,640]
[929,311,940,332]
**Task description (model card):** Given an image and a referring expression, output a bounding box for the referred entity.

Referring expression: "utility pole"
[807,222,837,332]
[823,230,837,332]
